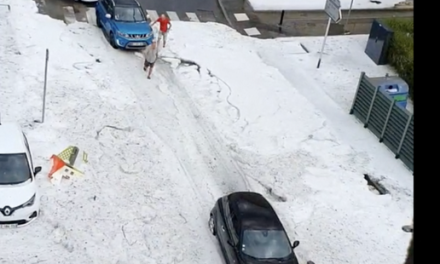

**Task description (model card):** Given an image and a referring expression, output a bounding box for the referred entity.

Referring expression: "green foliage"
[382,18,414,100]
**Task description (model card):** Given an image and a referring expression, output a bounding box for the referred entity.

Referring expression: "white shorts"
[158,31,168,42]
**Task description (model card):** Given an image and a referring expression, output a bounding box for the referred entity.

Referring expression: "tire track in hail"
[157,58,252,194]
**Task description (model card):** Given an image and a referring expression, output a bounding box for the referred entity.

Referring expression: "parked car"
[0,123,42,228]
[95,0,154,49]
[209,192,300,264]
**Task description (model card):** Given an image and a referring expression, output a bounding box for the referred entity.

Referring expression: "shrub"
[383,18,414,100]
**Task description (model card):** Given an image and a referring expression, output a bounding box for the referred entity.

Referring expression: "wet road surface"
[33,0,412,38]
[34,0,91,22]
[34,0,227,26]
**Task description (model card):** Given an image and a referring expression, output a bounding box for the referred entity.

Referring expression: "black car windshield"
[114,6,145,22]
[241,229,292,259]
[0,153,32,185]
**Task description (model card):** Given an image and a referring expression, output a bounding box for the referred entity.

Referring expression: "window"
[102,0,109,11]
[231,211,240,235]
[241,229,292,259]
[102,0,113,13]
[0,153,32,185]
[114,6,145,22]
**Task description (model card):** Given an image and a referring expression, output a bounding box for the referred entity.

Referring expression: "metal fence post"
[395,114,413,159]
[278,10,285,32]
[41,49,49,123]
[363,84,380,128]
[379,96,395,142]
[343,0,354,33]
[349,72,365,114]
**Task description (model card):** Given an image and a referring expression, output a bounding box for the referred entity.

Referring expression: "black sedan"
[209,192,300,264]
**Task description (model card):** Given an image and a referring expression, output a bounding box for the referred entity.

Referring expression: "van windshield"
[114,6,145,22]
[0,153,32,185]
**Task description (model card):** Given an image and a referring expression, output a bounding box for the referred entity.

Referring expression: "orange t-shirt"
[156,17,170,32]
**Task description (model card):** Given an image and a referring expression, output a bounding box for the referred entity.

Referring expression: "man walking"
[150,14,171,48]
[142,41,159,79]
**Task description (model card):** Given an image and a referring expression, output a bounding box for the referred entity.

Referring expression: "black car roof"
[112,0,139,7]
[228,192,284,230]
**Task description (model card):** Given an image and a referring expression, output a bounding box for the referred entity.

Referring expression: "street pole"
[317,17,331,69]
[278,10,285,33]
[41,49,49,123]
[344,0,354,33]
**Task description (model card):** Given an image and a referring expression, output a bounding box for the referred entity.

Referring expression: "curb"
[217,0,234,27]
[248,7,414,13]
[0,4,11,11]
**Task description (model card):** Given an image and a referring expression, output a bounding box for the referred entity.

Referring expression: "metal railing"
[350,72,413,171]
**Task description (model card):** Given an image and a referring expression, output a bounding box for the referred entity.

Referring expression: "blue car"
[95,0,154,49]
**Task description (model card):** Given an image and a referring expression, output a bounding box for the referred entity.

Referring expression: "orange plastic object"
[48,155,66,179]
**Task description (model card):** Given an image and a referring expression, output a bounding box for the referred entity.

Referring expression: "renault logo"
[3,207,11,216]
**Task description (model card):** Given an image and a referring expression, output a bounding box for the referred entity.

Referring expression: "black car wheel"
[109,32,118,49]
[209,214,216,236]
[96,13,101,28]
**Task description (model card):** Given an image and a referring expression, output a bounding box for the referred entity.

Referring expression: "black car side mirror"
[292,240,300,249]
[34,166,42,176]
[227,240,235,247]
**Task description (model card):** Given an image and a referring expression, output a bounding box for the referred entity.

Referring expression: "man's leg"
[143,60,148,71]
[157,32,162,45]
[147,63,154,79]
[162,32,168,47]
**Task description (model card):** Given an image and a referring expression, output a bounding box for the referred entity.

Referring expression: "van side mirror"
[292,240,300,249]
[105,13,111,19]
[34,166,42,176]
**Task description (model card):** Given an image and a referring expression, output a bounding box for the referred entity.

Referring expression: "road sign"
[324,0,342,23]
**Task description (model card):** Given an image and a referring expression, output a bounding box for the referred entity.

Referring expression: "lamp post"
[278,10,285,33]
[343,0,354,34]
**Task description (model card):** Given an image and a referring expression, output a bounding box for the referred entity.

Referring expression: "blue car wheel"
[96,16,101,28]
[96,12,101,28]
[109,32,118,49]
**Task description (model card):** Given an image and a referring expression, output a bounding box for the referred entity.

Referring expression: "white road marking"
[186,12,200,22]
[63,6,77,25]
[146,9,158,21]
[244,27,261,36]
[166,11,180,21]
[86,7,97,26]
[234,13,249,21]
